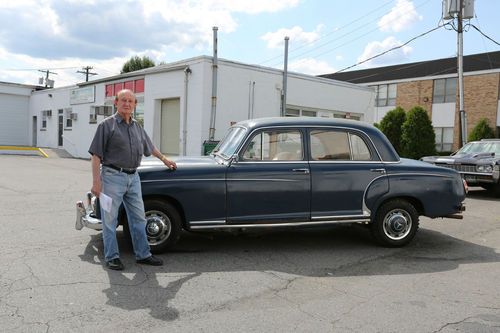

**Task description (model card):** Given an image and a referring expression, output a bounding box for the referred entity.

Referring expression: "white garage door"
[0,93,30,146]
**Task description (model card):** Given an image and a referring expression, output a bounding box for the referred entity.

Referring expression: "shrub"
[378,107,406,154]
[401,106,436,159]
[468,118,495,141]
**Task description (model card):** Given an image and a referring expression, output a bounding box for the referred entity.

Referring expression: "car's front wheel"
[123,199,182,253]
[371,199,419,247]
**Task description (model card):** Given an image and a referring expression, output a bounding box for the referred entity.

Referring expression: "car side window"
[242,130,303,161]
[310,130,372,161]
[349,133,372,160]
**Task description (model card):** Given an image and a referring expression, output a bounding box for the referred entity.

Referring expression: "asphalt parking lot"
[0,152,499,333]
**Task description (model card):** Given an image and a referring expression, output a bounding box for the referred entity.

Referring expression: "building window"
[40,110,51,130]
[134,100,144,126]
[285,107,317,117]
[433,78,456,103]
[435,127,454,152]
[105,84,113,97]
[374,84,396,107]
[90,105,112,123]
[65,108,73,129]
[89,107,97,123]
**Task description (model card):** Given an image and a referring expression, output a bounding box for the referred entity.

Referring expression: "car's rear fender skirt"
[372,173,465,218]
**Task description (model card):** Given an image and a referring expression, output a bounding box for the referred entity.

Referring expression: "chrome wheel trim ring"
[145,210,172,245]
[382,209,412,241]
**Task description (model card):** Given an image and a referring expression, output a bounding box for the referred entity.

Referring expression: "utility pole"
[77,66,97,82]
[457,1,466,147]
[38,69,57,87]
[442,0,474,147]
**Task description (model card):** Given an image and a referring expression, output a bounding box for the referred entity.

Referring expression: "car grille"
[435,163,475,173]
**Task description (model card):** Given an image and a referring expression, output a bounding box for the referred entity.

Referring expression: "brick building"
[321,51,500,152]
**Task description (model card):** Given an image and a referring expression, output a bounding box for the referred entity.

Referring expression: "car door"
[308,128,389,219]
[226,128,310,223]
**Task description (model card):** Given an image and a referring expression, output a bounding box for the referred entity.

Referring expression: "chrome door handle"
[292,168,310,174]
[370,168,386,174]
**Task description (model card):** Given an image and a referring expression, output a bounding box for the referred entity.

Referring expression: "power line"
[258,0,395,66]
[3,66,79,71]
[335,23,446,74]
[268,0,433,68]
[470,24,500,47]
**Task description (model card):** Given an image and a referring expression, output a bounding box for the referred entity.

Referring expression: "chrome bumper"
[75,192,102,231]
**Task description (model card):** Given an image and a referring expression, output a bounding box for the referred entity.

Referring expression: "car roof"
[236,117,374,132]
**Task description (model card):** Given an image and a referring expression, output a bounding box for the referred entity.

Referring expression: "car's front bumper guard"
[75,192,102,231]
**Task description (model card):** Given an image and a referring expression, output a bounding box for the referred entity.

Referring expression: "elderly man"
[89,89,176,270]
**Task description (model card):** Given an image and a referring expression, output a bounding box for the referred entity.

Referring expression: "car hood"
[421,152,498,165]
[138,155,226,181]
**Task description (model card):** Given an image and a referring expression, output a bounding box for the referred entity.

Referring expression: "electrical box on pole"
[442,0,474,19]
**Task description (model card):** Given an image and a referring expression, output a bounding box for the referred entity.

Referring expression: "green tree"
[401,106,436,159]
[378,106,406,154]
[121,55,156,74]
[468,118,495,141]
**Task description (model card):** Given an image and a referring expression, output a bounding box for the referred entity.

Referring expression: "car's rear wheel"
[123,199,182,253]
[371,199,419,247]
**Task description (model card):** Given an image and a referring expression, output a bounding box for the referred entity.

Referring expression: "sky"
[0,0,498,88]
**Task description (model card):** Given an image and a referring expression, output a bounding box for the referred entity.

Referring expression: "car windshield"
[212,126,247,159]
[457,141,500,155]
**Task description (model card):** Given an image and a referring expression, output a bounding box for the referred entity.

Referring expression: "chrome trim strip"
[190,219,371,230]
[308,160,383,164]
[189,220,226,225]
[141,178,224,183]
[311,214,369,220]
[238,160,308,164]
[386,172,453,178]
[228,178,297,182]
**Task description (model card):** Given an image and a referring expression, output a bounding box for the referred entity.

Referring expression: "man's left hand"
[162,158,177,170]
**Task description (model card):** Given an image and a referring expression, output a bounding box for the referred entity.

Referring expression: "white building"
[26,56,374,159]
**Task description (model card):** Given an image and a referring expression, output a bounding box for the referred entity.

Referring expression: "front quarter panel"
[139,157,227,224]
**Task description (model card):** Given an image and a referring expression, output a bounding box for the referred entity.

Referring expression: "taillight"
[462,179,468,193]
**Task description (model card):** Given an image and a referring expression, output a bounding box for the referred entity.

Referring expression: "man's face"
[114,91,137,116]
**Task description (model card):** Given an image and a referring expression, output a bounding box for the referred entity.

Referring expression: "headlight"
[476,165,493,173]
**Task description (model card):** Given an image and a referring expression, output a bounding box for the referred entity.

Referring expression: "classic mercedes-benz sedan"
[76,117,467,252]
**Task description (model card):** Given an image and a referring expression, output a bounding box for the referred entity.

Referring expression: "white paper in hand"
[99,193,112,213]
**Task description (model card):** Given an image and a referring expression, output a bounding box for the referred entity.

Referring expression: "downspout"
[182,66,191,156]
[209,26,218,141]
[281,36,289,117]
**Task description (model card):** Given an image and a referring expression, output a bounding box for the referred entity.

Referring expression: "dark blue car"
[77,117,467,252]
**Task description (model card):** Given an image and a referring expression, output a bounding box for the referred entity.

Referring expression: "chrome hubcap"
[145,210,171,245]
[383,209,412,240]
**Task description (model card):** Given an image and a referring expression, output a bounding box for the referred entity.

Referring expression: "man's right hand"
[91,181,101,197]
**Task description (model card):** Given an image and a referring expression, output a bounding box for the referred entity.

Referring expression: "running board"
[189,218,371,230]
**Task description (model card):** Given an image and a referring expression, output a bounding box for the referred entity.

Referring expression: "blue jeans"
[100,166,151,262]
